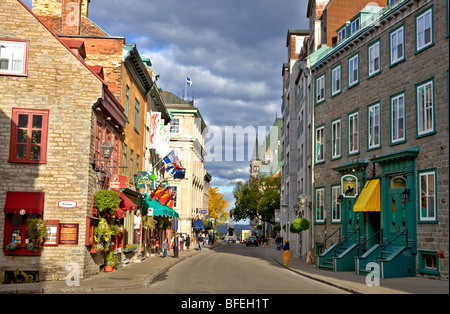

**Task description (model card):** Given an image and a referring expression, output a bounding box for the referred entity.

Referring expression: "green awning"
[142,197,179,218]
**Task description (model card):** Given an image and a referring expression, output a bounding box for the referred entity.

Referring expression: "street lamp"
[100,142,114,159]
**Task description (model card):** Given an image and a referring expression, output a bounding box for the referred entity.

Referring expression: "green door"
[343,198,360,238]
[387,175,408,243]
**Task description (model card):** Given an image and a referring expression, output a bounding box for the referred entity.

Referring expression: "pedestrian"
[173,233,179,258]
[180,235,185,251]
[205,233,209,245]
[282,239,290,266]
[185,234,191,250]
[276,234,282,250]
[197,234,204,251]
[162,238,169,258]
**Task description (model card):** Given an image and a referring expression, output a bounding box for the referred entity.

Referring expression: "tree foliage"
[232,173,280,223]
[208,187,229,224]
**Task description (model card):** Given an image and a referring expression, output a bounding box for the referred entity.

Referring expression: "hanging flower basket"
[290,218,310,233]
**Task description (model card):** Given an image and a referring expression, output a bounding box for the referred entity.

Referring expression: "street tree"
[232,173,280,224]
[208,186,229,224]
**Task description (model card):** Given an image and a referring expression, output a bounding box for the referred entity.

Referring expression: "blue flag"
[186,77,192,86]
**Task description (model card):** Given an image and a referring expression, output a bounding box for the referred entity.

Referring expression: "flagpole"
[184,77,188,100]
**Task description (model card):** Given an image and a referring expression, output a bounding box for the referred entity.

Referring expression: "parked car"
[246,236,258,246]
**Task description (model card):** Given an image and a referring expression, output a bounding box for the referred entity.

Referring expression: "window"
[416,7,433,53]
[315,188,325,223]
[168,186,178,208]
[390,25,405,66]
[332,185,341,223]
[419,169,436,222]
[130,149,134,182]
[338,27,346,43]
[391,92,406,144]
[331,64,341,96]
[170,117,180,134]
[368,40,381,78]
[125,85,130,119]
[351,17,360,35]
[136,154,140,173]
[418,251,439,275]
[348,111,359,155]
[316,74,325,104]
[0,39,28,76]
[331,119,341,159]
[123,144,127,176]
[348,53,359,88]
[134,98,140,132]
[416,78,435,137]
[368,102,381,150]
[315,125,325,163]
[9,108,49,164]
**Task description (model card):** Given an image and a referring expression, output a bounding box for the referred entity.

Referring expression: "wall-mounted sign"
[59,223,79,245]
[199,210,207,214]
[147,208,154,216]
[57,200,78,208]
[341,175,358,198]
[136,171,155,189]
[109,175,127,189]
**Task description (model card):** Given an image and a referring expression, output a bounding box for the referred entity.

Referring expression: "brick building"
[309,0,448,278]
[0,0,127,281]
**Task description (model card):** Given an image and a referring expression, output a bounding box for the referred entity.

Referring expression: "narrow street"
[101,243,349,294]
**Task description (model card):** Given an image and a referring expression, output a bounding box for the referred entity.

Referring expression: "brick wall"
[1,0,104,281]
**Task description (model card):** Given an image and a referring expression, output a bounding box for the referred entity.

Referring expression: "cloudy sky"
[22,0,309,213]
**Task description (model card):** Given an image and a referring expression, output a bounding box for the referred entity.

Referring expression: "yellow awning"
[353,179,380,212]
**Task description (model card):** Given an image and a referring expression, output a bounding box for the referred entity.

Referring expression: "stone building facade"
[160,92,209,236]
[310,0,448,278]
[0,0,126,281]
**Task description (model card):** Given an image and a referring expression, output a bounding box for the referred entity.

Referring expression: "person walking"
[282,239,290,266]
[180,235,185,251]
[197,234,204,251]
[173,233,179,258]
[276,234,282,250]
[185,234,191,250]
[205,233,209,245]
[162,238,169,258]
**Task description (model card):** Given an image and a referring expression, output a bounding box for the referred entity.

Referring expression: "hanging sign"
[341,175,358,198]
[109,175,127,189]
[136,171,155,189]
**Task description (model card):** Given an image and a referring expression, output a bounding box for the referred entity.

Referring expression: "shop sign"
[59,223,79,245]
[341,175,358,198]
[109,175,127,189]
[147,208,154,216]
[199,210,207,214]
[57,200,78,208]
[136,171,155,189]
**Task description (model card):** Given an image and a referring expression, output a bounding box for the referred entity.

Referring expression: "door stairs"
[355,229,415,278]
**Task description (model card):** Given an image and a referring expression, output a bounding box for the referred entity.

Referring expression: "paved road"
[101,243,349,294]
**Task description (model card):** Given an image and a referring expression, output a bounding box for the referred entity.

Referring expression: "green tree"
[232,173,280,223]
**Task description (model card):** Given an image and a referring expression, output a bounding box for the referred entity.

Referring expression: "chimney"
[32,0,90,35]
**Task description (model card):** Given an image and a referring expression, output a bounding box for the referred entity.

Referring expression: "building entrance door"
[387,175,408,243]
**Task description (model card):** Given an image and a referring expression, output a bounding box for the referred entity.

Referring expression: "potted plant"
[27,217,49,248]
[104,251,117,272]
[290,218,310,233]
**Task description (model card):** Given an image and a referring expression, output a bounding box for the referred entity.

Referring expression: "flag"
[163,150,176,166]
[186,77,192,86]
[158,187,171,205]
[150,184,164,199]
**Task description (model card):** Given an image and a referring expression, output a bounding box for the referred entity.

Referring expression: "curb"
[262,246,365,294]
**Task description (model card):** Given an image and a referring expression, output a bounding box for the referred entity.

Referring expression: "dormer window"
[351,17,360,35]
[337,28,346,43]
